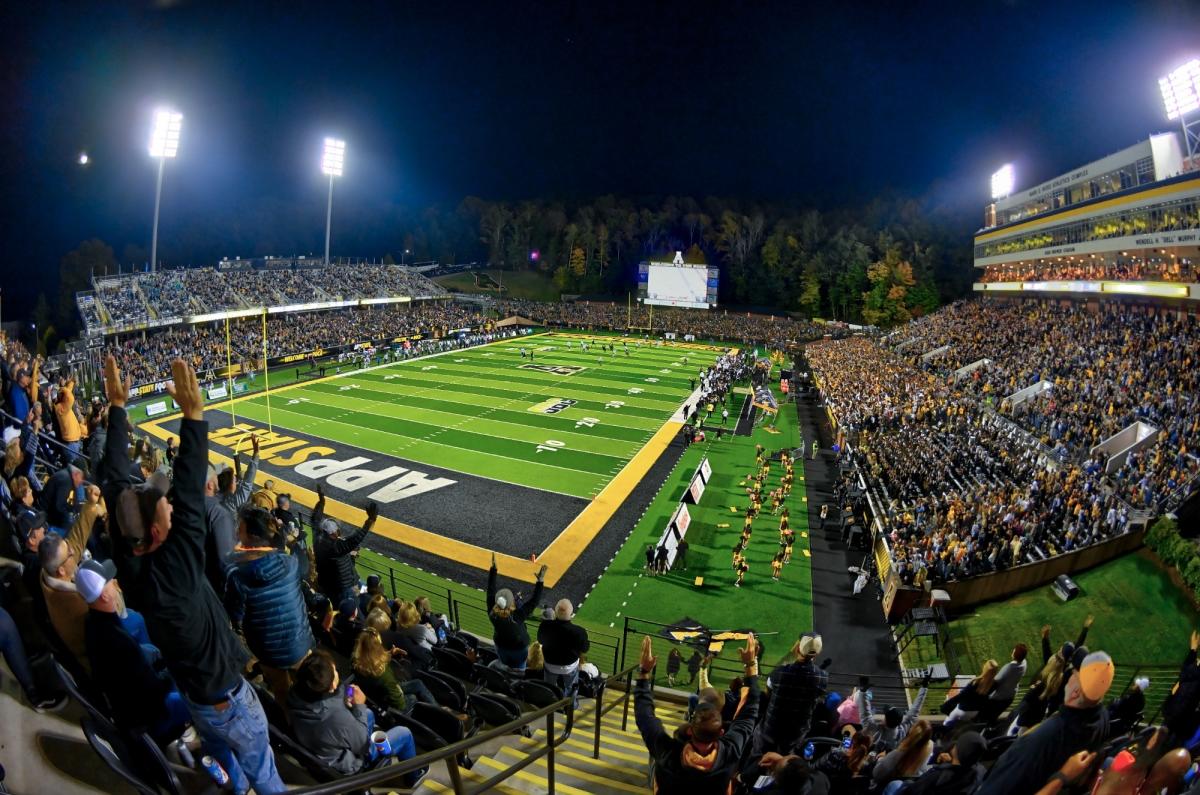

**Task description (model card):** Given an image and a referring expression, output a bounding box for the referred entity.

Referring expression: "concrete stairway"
[415,693,689,795]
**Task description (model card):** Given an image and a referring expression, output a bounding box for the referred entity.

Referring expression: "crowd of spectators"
[808,334,1132,582]
[103,303,491,386]
[979,258,1195,284]
[1,352,587,790]
[889,299,1200,510]
[632,621,1200,795]
[81,264,448,332]
[496,298,828,348]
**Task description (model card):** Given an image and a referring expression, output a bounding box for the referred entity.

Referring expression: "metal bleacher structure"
[76,259,451,338]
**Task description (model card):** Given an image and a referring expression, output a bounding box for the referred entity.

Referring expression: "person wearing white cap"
[756,632,829,756]
[78,559,191,743]
[977,650,1114,795]
[312,483,378,606]
[486,553,546,673]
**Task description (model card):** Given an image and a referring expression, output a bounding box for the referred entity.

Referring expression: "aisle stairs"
[415,691,688,795]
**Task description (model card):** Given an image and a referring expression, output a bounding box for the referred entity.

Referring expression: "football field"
[140,332,729,589]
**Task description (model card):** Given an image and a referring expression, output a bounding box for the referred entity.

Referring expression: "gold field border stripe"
[534,417,684,576]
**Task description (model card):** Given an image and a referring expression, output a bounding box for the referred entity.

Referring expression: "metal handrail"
[590,662,643,758]
[286,694,576,795]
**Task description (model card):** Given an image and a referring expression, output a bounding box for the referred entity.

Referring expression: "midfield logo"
[528,397,578,414]
[519,364,586,376]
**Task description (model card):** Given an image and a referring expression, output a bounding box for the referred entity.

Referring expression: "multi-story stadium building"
[973,131,1200,300]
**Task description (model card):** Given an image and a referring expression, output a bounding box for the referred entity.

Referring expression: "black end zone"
[157,410,587,558]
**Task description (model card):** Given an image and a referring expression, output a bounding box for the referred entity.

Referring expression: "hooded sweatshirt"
[287,690,370,775]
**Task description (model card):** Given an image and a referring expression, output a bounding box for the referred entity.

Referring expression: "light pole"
[402,248,411,265]
[1159,59,1200,166]
[321,137,345,265]
[148,109,182,272]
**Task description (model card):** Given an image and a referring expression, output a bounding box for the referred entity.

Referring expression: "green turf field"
[904,550,1199,705]
[579,404,815,671]
[218,333,720,499]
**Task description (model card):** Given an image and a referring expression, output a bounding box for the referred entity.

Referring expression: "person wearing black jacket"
[635,633,761,794]
[486,554,545,672]
[537,598,589,705]
[101,355,286,795]
[976,651,1114,795]
[312,484,373,606]
[1163,631,1200,748]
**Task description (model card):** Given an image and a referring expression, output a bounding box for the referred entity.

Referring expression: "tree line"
[454,194,974,326]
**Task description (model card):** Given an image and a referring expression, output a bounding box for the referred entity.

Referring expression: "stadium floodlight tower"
[991,163,1015,199]
[1160,58,1200,167]
[321,137,345,266]
[148,108,183,272]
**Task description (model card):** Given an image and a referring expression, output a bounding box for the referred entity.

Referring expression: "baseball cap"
[2,427,19,446]
[796,632,823,657]
[76,559,117,604]
[494,588,514,610]
[17,510,47,541]
[955,731,988,767]
[338,597,358,619]
[1077,651,1115,702]
[319,518,339,536]
[115,484,166,547]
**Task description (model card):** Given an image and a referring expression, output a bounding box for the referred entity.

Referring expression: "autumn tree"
[861,244,916,327]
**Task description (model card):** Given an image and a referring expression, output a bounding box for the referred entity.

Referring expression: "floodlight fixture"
[148,108,183,273]
[78,152,89,166]
[322,137,346,264]
[1160,59,1200,120]
[149,108,183,158]
[322,137,345,177]
[1161,59,1200,166]
[991,163,1015,200]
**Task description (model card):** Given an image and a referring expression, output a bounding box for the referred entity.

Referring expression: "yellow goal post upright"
[261,307,273,434]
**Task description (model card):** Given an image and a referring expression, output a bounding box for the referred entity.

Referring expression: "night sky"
[1,0,1197,316]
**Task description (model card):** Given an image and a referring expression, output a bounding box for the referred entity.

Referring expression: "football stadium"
[4,5,1200,794]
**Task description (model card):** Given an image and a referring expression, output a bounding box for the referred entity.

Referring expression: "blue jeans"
[365,709,417,762]
[544,667,580,709]
[185,678,285,795]
[149,689,192,744]
[492,645,527,672]
[402,679,437,708]
[0,606,37,697]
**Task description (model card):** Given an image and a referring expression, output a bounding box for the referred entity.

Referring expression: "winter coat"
[287,689,370,775]
[224,547,314,668]
[313,502,371,601]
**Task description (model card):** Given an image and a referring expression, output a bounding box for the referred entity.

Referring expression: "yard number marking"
[536,440,566,453]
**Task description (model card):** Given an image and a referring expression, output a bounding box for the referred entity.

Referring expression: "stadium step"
[414,692,688,794]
